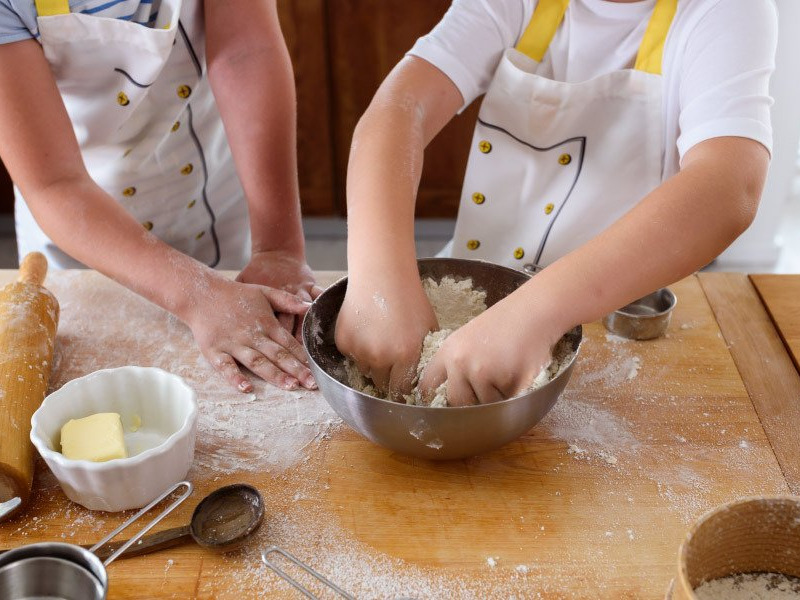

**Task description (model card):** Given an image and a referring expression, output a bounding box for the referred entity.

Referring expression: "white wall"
[717,0,800,267]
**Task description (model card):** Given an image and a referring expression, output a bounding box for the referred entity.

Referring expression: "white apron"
[15,0,249,269]
[448,0,677,271]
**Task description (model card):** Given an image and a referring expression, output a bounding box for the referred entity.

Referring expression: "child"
[336,0,777,405]
[0,0,321,393]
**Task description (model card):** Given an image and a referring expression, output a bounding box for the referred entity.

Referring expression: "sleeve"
[676,0,777,159]
[406,0,528,110]
[0,0,37,44]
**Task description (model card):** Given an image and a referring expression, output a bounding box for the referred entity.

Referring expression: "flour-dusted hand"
[418,290,560,406]
[335,274,438,398]
[185,272,316,393]
[237,250,323,341]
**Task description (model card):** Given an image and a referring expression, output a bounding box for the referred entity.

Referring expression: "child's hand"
[335,278,438,398]
[418,293,560,406]
[237,250,323,341]
[186,275,316,393]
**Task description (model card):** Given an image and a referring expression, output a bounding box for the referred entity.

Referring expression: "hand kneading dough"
[60,412,128,462]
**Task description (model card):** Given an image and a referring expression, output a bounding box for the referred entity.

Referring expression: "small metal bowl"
[603,288,677,341]
[302,258,582,460]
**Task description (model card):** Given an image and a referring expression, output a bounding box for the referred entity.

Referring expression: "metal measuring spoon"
[92,483,264,561]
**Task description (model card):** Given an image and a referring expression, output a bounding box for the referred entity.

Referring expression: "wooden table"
[751,274,800,375]
[1,270,799,599]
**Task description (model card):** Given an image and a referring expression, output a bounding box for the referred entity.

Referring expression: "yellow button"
[478,140,492,154]
[545,203,555,215]
[472,192,485,205]
[117,92,130,106]
[122,187,136,197]
[558,153,572,165]
[142,221,153,231]
[195,231,206,240]
[171,121,180,132]
[466,239,480,251]
[177,84,192,99]
[181,163,194,175]
[513,247,525,260]
[187,199,196,209]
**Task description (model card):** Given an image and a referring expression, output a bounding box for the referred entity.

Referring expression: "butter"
[60,413,128,462]
[129,414,141,433]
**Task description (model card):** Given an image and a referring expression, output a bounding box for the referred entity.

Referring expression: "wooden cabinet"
[323,0,478,218]
[0,3,473,219]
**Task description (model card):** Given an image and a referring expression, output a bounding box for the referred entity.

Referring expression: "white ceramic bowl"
[30,366,197,512]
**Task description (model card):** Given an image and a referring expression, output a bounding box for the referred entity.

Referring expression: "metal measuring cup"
[0,481,192,600]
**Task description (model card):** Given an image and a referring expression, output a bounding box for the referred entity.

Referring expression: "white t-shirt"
[408,0,777,178]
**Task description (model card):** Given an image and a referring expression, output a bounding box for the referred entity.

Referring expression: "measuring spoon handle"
[93,524,192,561]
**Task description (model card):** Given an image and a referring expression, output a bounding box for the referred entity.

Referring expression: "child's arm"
[205,0,319,339]
[419,136,770,405]
[334,56,464,396]
[0,39,315,393]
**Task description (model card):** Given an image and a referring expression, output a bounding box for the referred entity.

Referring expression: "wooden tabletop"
[751,274,800,374]
[0,270,798,599]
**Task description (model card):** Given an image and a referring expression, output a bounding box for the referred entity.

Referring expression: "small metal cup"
[0,481,192,600]
[603,288,677,341]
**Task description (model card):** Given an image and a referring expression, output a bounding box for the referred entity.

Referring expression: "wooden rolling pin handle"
[18,252,48,287]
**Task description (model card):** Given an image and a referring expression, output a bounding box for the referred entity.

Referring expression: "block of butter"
[60,413,128,462]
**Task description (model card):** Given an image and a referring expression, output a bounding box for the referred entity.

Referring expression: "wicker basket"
[668,496,800,599]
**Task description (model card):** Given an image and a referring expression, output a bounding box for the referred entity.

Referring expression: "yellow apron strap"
[515,0,570,62]
[634,0,678,75]
[34,0,70,17]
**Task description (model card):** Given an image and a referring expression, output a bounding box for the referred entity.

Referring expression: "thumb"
[418,355,447,404]
[264,288,312,315]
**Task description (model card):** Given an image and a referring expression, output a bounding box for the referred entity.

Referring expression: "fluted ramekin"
[31,366,197,511]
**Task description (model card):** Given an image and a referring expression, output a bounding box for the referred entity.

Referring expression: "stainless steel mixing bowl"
[303,258,582,460]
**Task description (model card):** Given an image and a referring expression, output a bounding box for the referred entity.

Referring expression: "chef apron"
[448,0,677,271]
[14,0,249,269]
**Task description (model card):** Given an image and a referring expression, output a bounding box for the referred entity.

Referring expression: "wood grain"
[751,274,800,375]
[326,0,480,218]
[0,271,793,598]
[277,0,338,216]
[699,272,800,494]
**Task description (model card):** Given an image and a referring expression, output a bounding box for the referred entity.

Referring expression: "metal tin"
[603,288,677,340]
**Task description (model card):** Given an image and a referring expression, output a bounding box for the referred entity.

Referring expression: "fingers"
[471,379,506,405]
[418,359,447,403]
[267,320,310,366]
[309,285,324,299]
[387,359,418,399]
[368,364,391,394]
[277,311,294,333]
[443,373,479,407]
[211,352,253,394]
[251,338,317,390]
[264,288,312,316]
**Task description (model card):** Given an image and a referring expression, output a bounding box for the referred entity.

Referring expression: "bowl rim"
[30,366,198,471]
[614,287,677,320]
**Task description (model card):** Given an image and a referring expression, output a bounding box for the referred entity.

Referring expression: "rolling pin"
[0,252,59,523]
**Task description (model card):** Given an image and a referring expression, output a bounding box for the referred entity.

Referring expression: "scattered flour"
[694,573,800,599]
[345,275,574,406]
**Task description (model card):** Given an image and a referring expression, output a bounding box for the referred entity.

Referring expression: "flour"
[345,276,573,406]
[694,573,800,599]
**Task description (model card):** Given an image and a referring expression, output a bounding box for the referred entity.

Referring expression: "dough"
[344,276,574,406]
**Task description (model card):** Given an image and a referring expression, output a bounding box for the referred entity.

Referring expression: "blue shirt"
[0,0,162,43]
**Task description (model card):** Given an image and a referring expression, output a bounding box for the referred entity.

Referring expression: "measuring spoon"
[91,483,264,561]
